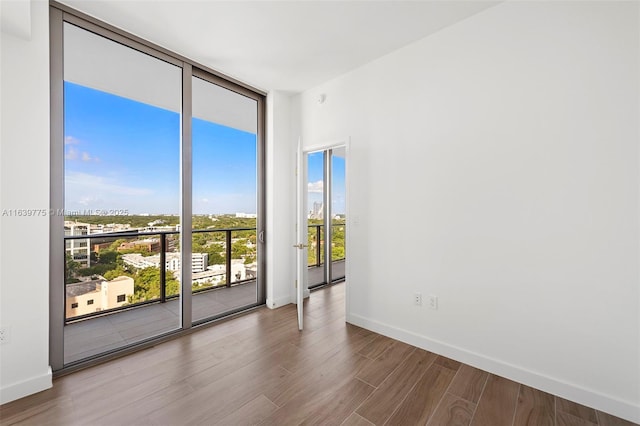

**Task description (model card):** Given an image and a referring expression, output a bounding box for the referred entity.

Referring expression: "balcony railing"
[307,222,346,267]
[64,227,257,324]
[64,223,344,324]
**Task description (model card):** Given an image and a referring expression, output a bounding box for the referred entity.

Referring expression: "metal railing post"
[160,233,166,303]
[63,248,68,322]
[316,225,322,267]
[226,230,232,287]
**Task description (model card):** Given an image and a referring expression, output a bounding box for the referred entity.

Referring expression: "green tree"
[332,246,345,260]
[129,267,179,302]
[207,249,225,265]
[109,239,127,251]
[97,250,117,264]
[103,266,131,281]
[232,239,250,257]
[65,253,80,283]
[192,233,208,246]
[77,264,115,276]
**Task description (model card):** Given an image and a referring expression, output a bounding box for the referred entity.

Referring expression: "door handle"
[292,243,309,249]
[259,231,265,243]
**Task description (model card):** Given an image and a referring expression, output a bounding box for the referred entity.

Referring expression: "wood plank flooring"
[1,282,637,426]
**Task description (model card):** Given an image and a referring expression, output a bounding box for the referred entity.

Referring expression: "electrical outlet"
[427,295,438,310]
[413,293,422,306]
[0,326,10,344]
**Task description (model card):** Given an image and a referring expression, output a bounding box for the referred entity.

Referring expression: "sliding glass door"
[61,22,183,364]
[50,7,265,370]
[191,74,260,324]
[306,148,346,289]
[307,151,326,288]
[330,148,346,282]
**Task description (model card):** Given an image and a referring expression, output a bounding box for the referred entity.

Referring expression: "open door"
[294,139,307,330]
[294,141,348,330]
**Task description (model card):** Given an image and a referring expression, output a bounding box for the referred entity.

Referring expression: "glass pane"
[307,151,325,288]
[331,150,346,281]
[191,76,258,323]
[63,23,181,364]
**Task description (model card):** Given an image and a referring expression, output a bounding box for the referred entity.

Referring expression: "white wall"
[293,1,639,422]
[0,0,52,404]
[266,91,296,308]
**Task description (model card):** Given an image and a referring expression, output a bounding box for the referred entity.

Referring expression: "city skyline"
[307,151,346,215]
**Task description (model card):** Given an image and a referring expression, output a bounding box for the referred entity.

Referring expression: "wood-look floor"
[1,283,637,426]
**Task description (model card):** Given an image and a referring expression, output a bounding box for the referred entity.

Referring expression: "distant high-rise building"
[309,202,323,220]
[64,221,91,267]
[121,252,209,273]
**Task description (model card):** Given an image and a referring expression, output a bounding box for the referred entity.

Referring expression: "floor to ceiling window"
[60,22,183,364]
[50,6,265,371]
[191,74,261,324]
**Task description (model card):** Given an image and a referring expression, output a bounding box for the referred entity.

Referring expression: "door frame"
[296,138,350,325]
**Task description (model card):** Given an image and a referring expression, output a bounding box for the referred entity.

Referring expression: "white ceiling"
[59,1,499,93]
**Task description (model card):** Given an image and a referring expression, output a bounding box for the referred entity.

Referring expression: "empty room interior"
[1,0,639,425]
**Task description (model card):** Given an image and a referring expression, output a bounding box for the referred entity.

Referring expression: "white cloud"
[81,151,100,162]
[66,147,100,162]
[65,147,79,160]
[308,180,324,193]
[66,171,153,198]
[78,196,101,206]
[65,136,80,145]
[64,136,99,162]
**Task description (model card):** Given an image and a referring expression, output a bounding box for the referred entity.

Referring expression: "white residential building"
[235,212,257,218]
[64,221,91,267]
[65,276,134,318]
[122,252,208,273]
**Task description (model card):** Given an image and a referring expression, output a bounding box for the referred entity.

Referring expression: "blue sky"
[64,81,344,215]
[192,119,257,214]
[307,151,346,215]
[64,82,256,214]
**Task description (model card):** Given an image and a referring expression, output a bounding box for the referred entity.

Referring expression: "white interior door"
[295,139,308,330]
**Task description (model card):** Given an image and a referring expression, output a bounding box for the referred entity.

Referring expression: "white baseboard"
[267,289,310,309]
[266,294,291,309]
[0,366,52,405]
[347,313,640,424]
